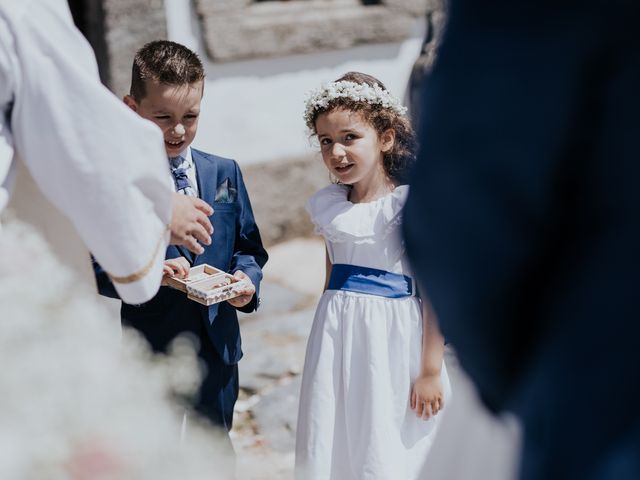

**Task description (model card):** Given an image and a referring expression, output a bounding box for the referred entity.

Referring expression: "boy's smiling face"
[124,78,203,158]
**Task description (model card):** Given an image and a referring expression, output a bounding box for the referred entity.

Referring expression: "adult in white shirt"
[0,0,213,304]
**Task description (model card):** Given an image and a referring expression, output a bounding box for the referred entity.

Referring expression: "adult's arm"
[1,1,173,304]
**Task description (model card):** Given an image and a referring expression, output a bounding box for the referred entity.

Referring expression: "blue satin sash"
[327,264,414,298]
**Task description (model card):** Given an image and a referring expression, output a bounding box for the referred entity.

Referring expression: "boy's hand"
[410,372,444,420]
[169,193,214,255]
[160,257,190,286]
[226,270,256,308]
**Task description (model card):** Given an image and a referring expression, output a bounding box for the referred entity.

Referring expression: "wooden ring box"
[165,264,249,306]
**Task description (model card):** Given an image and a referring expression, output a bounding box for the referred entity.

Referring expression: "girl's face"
[315,108,394,190]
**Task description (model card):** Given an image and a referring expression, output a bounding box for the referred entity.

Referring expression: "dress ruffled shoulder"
[305,184,409,243]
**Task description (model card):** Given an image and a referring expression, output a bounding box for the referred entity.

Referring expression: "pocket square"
[214,177,237,203]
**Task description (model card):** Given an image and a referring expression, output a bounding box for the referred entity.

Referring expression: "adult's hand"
[169,193,214,255]
[160,256,191,286]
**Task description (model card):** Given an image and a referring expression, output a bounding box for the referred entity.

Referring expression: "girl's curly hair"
[307,72,417,184]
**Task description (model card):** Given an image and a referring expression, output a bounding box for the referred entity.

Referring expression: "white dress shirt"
[0,0,174,304]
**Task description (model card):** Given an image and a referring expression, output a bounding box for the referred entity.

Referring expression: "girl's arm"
[420,299,445,376]
[323,244,332,292]
[411,298,446,420]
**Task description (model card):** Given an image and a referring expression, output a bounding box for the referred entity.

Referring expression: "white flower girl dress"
[295,184,452,479]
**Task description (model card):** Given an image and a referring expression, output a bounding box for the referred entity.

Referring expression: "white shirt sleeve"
[0,16,15,213]
[0,1,173,304]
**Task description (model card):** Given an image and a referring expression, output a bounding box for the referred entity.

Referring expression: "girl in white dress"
[295,72,451,479]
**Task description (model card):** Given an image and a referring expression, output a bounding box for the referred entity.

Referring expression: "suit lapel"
[192,149,218,207]
[188,149,218,264]
[172,150,217,263]
[175,241,194,264]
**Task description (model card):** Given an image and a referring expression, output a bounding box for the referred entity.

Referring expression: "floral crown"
[303,80,408,129]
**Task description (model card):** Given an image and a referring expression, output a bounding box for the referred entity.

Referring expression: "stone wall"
[102,0,168,97]
[194,0,434,62]
[242,155,330,247]
[97,0,446,97]
[91,0,447,246]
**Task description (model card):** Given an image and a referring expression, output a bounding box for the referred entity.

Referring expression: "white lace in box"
[166,264,248,306]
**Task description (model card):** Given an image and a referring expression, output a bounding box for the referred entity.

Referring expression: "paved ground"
[232,237,325,479]
[100,236,520,479]
[97,237,325,479]
[231,237,522,480]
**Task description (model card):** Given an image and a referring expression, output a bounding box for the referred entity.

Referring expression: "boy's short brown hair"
[130,40,204,101]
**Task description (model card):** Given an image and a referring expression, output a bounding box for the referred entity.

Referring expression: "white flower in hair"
[303,80,408,128]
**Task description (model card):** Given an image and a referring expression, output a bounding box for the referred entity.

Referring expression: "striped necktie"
[169,156,196,196]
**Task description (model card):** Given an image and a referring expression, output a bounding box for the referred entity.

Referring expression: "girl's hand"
[410,372,444,420]
[226,270,256,308]
[160,257,190,286]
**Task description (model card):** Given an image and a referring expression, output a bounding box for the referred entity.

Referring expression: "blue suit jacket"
[95,149,268,366]
[404,2,640,479]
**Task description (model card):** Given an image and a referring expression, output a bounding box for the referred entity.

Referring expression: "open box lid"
[165,264,228,293]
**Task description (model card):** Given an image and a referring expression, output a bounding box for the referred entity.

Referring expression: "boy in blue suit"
[94,41,268,436]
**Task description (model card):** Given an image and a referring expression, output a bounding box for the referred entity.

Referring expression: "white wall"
[165,0,426,166]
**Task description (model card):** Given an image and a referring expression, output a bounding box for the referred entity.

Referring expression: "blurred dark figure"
[67,0,110,84]
[403,1,640,479]
[406,0,446,128]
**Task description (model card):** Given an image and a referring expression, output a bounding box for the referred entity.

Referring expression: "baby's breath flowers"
[0,220,234,479]
[304,80,408,129]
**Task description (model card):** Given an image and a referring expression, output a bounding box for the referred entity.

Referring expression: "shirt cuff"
[109,227,169,304]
